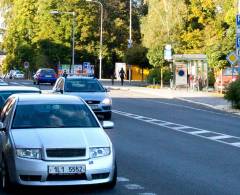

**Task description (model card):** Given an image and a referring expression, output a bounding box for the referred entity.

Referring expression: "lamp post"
[50,10,75,73]
[86,0,103,79]
[128,0,133,83]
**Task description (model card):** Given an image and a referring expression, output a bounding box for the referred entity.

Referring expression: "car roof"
[12,94,84,105]
[0,86,40,92]
[61,76,95,80]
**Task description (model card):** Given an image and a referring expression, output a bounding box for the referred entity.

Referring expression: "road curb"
[176,97,240,116]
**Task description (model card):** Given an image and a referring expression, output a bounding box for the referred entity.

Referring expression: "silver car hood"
[65,92,108,101]
[11,128,110,149]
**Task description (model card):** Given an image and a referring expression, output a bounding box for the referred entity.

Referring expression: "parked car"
[52,76,112,119]
[214,67,239,92]
[0,86,41,110]
[13,70,24,79]
[33,68,57,85]
[0,94,116,191]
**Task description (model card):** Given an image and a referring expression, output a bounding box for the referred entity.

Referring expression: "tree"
[125,45,150,81]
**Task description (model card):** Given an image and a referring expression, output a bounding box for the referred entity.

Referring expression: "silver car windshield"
[65,79,105,92]
[12,104,99,129]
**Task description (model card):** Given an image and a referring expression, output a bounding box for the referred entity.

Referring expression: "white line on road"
[117,177,130,182]
[209,135,233,140]
[9,82,20,85]
[125,184,144,190]
[113,110,240,149]
[189,130,210,135]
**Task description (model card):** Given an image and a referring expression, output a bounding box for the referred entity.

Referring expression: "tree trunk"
[142,67,144,82]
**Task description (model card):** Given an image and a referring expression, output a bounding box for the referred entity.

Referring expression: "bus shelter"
[172,54,208,90]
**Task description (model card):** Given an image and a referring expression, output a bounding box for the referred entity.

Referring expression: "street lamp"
[50,10,76,73]
[86,0,103,79]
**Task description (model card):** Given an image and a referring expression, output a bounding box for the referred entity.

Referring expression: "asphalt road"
[3,79,240,195]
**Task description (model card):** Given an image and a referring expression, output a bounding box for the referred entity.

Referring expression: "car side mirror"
[102,121,114,129]
[105,88,110,92]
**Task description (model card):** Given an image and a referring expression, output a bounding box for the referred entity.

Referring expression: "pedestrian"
[111,72,116,85]
[119,68,125,86]
[62,70,68,78]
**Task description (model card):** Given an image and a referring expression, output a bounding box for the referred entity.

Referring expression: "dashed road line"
[9,82,20,85]
[113,109,240,149]
[125,184,144,190]
[117,177,130,182]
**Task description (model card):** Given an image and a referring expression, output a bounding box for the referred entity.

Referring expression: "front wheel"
[0,156,12,192]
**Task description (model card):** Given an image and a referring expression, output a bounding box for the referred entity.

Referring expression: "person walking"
[119,68,125,86]
[62,70,68,78]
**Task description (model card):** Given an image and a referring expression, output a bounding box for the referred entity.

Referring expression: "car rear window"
[12,104,99,129]
[41,69,55,75]
[65,79,105,92]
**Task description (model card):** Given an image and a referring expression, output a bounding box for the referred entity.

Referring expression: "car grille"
[86,100,100,104]
[47,174,87,181]
[46,148,86,158]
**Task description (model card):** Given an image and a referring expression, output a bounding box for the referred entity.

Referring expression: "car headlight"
[16,149,41,159]
[89,147,111,158]
[102,98,112,105]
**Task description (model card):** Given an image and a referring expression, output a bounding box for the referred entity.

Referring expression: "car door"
[0,98,16,157]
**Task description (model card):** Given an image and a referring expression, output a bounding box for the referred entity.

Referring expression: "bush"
[224,79,240,109]
[147,67,171,84]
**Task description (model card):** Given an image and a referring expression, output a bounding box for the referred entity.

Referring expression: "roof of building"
[173,54,207,61]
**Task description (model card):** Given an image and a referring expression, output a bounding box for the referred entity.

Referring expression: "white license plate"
[45,75,51,77]
[48,165,86,175]
[90,104,98,109]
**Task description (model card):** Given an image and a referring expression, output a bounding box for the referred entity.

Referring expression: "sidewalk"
[106,83,240,115]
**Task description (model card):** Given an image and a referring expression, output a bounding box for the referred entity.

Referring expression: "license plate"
[48,165,86,175]
[90,104,98,110]
[45,75,51,77]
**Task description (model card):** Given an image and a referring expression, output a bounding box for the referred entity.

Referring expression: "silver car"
[52,76,112,120]
[0,94,116,191]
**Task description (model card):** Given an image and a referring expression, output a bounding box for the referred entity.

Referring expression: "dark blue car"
[33,68,57,85]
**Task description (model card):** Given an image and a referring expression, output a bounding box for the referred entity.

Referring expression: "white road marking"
[117,177,130,182]
[125,184,144,190]
[131,98,240,119]
[139,193,157,195]
[209,135,233,140]
[9,82,19,85]
[172,126,191,130]
[22,82,31,85]
[189,130,210,135]
[113,110,240,149]
[231,142,240,147]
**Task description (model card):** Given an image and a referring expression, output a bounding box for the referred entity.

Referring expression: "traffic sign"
[226,52,238,65]
[237,15,240,27]
[164,44,172,60]
[236,37,240,48]
[24,61,29,69]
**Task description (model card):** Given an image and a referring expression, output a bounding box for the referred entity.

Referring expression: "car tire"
[51,82,54,86]
[104,112,112,120]
[105,161,117,189]
[33,81,36,85]
[0,155,12,192]
[37,81,40,85]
